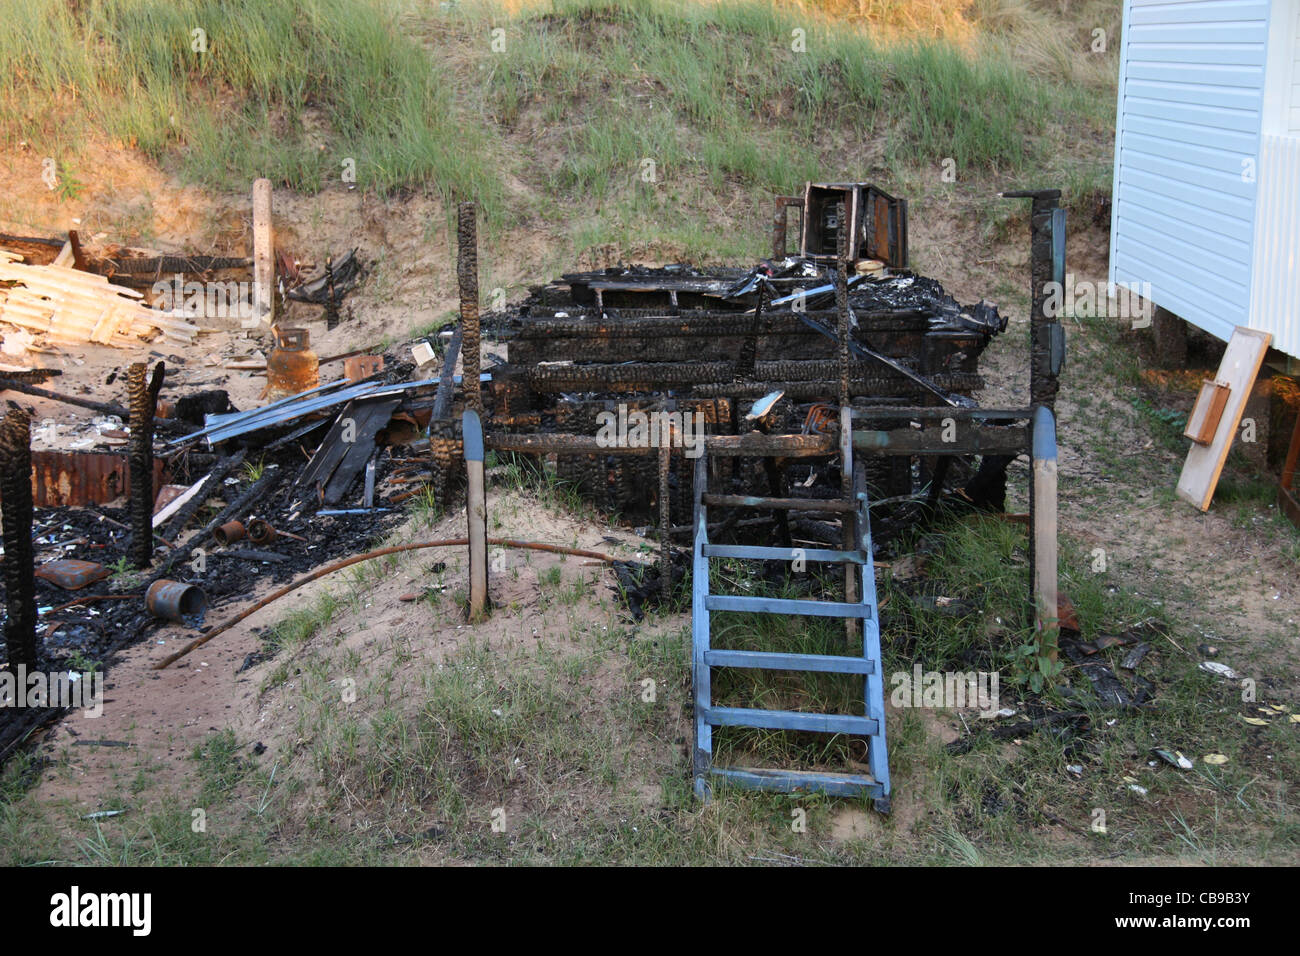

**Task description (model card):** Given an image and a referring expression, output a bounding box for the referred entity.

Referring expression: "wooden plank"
[1184,379,1230,444]
[252,178,274,327]
[1177,327,1272,511]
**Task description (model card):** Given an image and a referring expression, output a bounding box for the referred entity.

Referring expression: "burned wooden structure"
[427,185,1065,633]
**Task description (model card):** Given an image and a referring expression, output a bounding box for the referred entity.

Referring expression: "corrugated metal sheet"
[1248,132,1300,355]
[21,450,163,507]
[1110,0,1271,345]
[1291,11,1300,132]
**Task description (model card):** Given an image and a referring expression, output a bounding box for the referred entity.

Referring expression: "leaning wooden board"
[1176,327,1271,511]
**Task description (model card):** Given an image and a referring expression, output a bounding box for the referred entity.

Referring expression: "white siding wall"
[1248,133,1300,355]
[1291,14,1300,132]
[1110,0,1270,343]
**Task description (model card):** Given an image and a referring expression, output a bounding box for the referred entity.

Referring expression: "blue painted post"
[463,409,488,621]
[1032,406,1059,660]
[691,453,712,798]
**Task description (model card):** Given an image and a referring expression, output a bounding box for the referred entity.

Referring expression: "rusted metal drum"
[145,579,207,624]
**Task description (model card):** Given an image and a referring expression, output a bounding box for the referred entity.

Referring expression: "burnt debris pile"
[479,255,1008,530]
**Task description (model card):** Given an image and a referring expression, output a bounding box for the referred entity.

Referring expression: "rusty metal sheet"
[21,450,164,507]
[34,559,109,590]
[343,355,384,382]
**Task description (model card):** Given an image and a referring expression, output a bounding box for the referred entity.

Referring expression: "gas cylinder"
[266,327,319,401]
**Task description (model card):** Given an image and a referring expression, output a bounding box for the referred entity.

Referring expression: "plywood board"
[1176,327,1272,511]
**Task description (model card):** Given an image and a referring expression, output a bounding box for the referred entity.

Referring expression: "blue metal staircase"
[690,435,891,812]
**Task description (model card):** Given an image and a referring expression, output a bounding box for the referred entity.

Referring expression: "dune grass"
[1,0,502,215]
[2,0,1116,245]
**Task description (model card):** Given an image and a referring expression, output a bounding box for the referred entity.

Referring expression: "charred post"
[1,409,37,668]
[127,361,165,569]
[457,202,482,413]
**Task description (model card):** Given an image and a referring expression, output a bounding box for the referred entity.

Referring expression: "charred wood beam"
[486,431,836,458]
[853,424,1029,456]
[151,460,281,583]
[686,373,983,400]
[127,362,165,568]
[431,325,463,421]
[0,378,130,418]
[1,409,36,668]
[504,308,930,339]
[457,202,482,413]
[158,450,247,542]
[851,406,1031,421]
[524,358,961,391]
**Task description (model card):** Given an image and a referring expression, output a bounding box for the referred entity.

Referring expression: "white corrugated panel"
[1290,14,1300,132]
[1247,132,1300,355]
[1110,0,1270,345]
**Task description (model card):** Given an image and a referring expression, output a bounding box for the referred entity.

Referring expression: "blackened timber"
[0,378,130,418]
[486,431,836,458]
[431,326,463,421]
[128,362,164,569]
[159,450,247,542]
[507,309,930,338]
[525,359,969,391]
[1,409,36,668]
[296,397,399,504]
[851,406,1032,421]
[853,424,1028,455]
[320,399,400,504]
[457,203,482,413]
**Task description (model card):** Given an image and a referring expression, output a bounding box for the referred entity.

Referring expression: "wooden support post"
[1152,307,1189,370]
[1031,406,1059,661]
[252,178,274,328]
[463,409,488,621]
[1278,409,1300,529]
[457,202,482,413]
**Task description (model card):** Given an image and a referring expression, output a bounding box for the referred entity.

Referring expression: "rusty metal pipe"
[213,520,246,546]
[145,579,207,624]
[246,519,306,546]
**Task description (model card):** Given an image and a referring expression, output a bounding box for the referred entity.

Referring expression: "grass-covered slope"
[2,0,1118,247]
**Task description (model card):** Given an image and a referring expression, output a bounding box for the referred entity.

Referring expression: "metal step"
[708,766,883,799]
[701,493,856,513]
[704,649,876,675]
[702,544,866,564]
[705,594,873,619]
[703,706,878,737]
